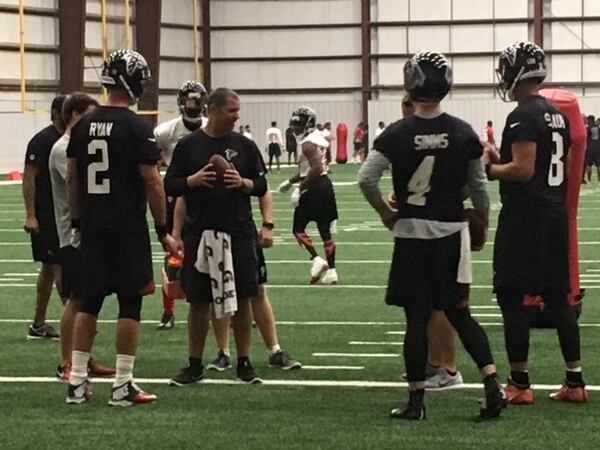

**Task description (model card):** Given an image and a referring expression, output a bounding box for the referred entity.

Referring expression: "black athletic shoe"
[157,312,175,330]
[268,350,302,370]
[390,391,426,421]
[206,350,232,372]
[27,323,59,340]
[236,359,262,384]
[479,376,507,419]
[66,379,92,404]
[168,366,204,386]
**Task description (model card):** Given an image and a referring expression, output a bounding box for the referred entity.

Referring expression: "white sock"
[566,367,582,372]
[114,354,135,387]
[268,345,281,356]
[70,350,90,386]
[220,348,230,357]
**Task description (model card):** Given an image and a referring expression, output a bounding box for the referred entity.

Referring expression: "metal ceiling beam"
[361,0,371,127]
[58,0,85,93]
[135,0,162,124]
[201,0,212,90]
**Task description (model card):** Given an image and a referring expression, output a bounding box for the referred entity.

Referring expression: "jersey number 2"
[407,155,435,206]
[548,132,565,187]
[87,139,110,194]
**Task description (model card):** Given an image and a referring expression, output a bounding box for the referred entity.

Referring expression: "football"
[208,153,233,188]
[465,208,487,251]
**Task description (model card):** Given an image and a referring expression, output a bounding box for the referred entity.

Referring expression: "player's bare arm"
[140,164,178,255]
[278,172,301,193]
[486,140,536,181]
[258,190,274,248]
[298,141,323,191]
[172,196,186,256]
[358,150,397,230]
[22,163,39,233]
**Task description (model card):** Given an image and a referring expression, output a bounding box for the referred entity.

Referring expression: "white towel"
[194,230,237,319]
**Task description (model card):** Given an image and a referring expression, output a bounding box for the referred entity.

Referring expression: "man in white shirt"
[154,80,208,330]
[48,92,114,381]
[265,121,283,172]
[243,124,253,140]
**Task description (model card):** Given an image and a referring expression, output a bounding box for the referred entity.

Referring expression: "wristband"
[262,221,274,230]
[71,219,81,230]
[155,224,168,238]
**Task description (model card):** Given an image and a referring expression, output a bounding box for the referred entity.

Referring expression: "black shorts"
[181,233,259,303]
[58,245,81,299]
[385,230,470,311]
[353,141,363,151]
[286,146,297,155]
[268,143,282,158]
[78,225,154,297]
[493,204,569,295]
[257,244,267,285]
[30,217,60,264]
[586,147,600,166]
[293,175,338,231]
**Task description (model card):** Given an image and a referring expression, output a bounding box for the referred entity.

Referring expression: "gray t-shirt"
[49,134,71,248]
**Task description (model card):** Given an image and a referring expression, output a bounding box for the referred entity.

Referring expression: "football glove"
[278,180,293,193]
[290,187,301,206]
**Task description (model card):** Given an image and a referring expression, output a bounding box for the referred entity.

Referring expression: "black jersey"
[25,124,61,218]
[499,95,570,207]
[374,113,482,222]
[164,129,267,238]
[587,124,600,151]
[66,106,160,228]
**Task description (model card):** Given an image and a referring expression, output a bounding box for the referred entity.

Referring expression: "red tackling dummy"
[524,88,586,326]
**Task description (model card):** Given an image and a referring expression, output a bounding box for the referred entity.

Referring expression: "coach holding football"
[165,87,268,385]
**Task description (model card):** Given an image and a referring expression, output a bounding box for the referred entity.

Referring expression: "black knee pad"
[117,294,143,321]
[78,295,105,318]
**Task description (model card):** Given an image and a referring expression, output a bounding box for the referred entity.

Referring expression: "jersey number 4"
[87,139,110,194]
[548,132,565,187]
[407,155,435,206]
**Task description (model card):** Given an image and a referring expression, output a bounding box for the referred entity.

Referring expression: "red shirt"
[354,127,364,142]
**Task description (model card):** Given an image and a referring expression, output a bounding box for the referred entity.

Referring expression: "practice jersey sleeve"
[66,121,85,160]
[465,126,484,160]
[131,116,161,165]
[504,109,540,145]
[164,138,191,197]
[372,122,398,163]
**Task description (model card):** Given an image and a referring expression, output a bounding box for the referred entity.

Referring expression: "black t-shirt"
[285,127,297,152]
[374,113,482,222]
[164,129,267,238]
[587,124,600,151]
[66,106,160,228]
[499,95,570,207]
[25,124,61,220]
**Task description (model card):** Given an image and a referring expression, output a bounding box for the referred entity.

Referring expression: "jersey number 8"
[548,132,565,187]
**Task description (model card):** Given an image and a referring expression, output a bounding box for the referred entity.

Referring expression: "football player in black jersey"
[65,50,178,406]
[486,42,586,403]
[359,52,506,420]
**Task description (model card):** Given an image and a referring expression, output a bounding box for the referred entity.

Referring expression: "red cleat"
[108,381,157,407]
[550,383,587,403]
[504,381,534,405]
[88,358,116,378]
[56,362,72,382]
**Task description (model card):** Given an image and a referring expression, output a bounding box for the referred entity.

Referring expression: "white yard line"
[313,352,399,358]
[348,341,403,346]
[0,376,599,391]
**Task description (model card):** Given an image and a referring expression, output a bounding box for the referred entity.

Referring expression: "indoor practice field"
[0,164,599,449]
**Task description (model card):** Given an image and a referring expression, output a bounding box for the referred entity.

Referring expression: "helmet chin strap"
[118,74,136,99]
[183,114,203,124]
[507,66,525,102]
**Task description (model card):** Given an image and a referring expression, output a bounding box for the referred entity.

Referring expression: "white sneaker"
[320,268,338,285]
[309,256,329,284]
[425,370,464,391]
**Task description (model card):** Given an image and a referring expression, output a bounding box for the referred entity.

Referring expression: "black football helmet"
[101,49,151,99]
[496,42,547,102]
[403,51,452,103]
[289,106,317,135]
[177,80,208,124]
